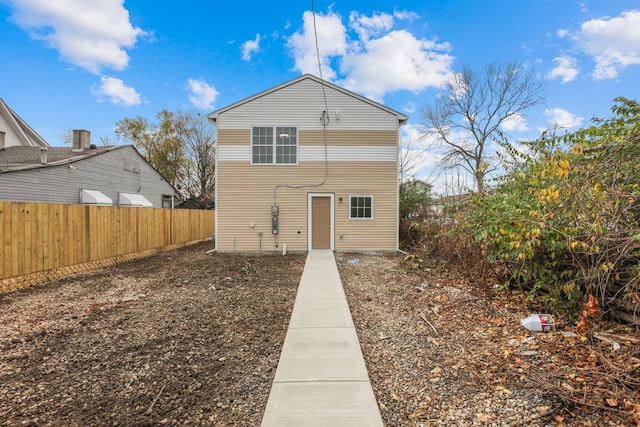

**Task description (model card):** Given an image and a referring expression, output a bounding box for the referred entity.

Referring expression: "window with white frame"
[252,126,297,164]
[349,196,373,219]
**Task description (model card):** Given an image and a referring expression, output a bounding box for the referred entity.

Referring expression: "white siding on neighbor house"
[0,146,174,207]
[0,114,22,148]
[217,79,400,131]
[219,145,397,162]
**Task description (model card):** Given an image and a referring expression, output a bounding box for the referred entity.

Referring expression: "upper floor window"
[252,126,297,165]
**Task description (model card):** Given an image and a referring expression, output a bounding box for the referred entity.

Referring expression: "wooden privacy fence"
[0,201,215,291]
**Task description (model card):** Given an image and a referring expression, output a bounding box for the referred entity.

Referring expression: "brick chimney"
[72,129,91,152]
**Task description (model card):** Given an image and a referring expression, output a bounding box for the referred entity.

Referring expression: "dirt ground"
[0,242,305,426]
[1,243,638,426]
[336,254,640,426]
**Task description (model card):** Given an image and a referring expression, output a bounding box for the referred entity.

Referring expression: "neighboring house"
[208,74,408,252]
[431,193,471,217]
[0,98,49,148]
[0,130,176,208]
[175,197,215,210]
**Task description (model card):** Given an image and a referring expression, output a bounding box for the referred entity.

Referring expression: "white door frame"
[307,193,335,251]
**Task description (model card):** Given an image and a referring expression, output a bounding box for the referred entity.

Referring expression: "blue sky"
[1,1,638,190]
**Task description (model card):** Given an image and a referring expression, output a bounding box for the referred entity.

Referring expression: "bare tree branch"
[421,62,546,194]
[115,111,216,206]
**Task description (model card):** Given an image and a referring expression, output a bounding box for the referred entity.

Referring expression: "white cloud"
[573,10,640,79]
[286,9,454,102]
[403,102,417,114]
[501,113,530,132]
[348,11,394,42]
[340,30,454,101]
[399,124,439,179]
[393,9,420,22]
[241,34,261,61]
[91,77,141,107]
[401,124,428,149]
[546,55,579,83]
[286,10,348,81]
[544,108,584,130]
[557,29,569,38]
[187,78,219,110]
[6,0,146,73]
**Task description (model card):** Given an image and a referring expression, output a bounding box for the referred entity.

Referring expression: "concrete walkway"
[261,250,384,426]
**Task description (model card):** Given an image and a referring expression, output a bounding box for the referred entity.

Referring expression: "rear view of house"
[209,74,407,252]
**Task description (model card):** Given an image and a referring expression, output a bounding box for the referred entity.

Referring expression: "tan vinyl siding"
[216,129,250,145]
[218,129,399,162]
[218,129,398,146]
[213,75,405,252]
[216,161,397,252]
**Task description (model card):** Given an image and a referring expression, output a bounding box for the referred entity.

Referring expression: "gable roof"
[208,73,408,125]
[1,145,127,173]
[0,98,49,148]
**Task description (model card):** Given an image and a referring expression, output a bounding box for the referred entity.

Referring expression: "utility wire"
[312,0,330,121]
[272,1,331,248]
[272,0,330,205]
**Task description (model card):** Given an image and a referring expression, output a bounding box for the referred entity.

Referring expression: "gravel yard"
[1,243,637,426]
[337,254,639,427]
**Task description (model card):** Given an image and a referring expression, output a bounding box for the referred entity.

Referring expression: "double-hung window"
[350,196,373,219]
[252,126,297,165]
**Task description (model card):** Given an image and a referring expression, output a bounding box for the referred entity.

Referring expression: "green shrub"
[458,97,640,315]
